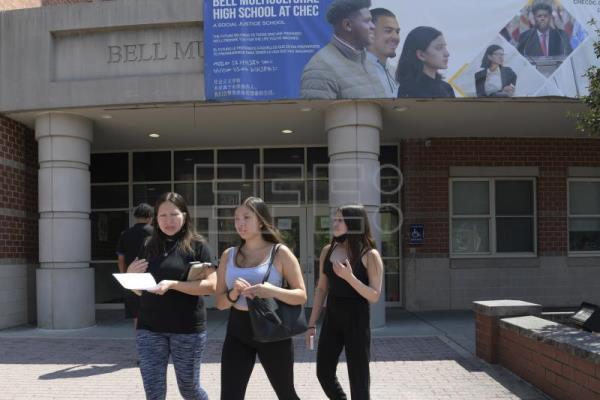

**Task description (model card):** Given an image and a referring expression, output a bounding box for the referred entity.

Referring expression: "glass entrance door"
[271,206,331,308]
[307,206,330,307]
[270,207,309,304]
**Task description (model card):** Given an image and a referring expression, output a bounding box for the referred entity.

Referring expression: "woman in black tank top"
[306,205,384,400]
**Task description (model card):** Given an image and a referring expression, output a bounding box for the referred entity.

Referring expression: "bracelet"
[225,289,238,303]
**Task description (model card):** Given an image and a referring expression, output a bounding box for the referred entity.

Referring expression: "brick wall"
[498,326,600,400]
[0,114,38,328]
[0,116,38,262]
[401,138,600,257]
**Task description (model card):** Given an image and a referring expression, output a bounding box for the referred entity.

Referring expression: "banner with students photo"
[204,0,600,100]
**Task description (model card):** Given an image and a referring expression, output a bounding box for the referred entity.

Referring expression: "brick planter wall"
[475,313,499,363]
[498,320,600,400]
[474,300,600,400]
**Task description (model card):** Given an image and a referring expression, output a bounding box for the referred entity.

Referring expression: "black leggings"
[220,307,300,400]
[317,296,371,400]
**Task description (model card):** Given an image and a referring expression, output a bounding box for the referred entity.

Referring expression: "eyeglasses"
[492,52,505,56]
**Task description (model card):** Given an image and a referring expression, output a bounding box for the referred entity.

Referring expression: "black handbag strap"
[261,244,281,284]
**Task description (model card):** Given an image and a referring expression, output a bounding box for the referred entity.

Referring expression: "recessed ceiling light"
[281,129,294,134]
[101,115,112,119]
[300,107,312,112]
[393,105,409,112]
[148,133,160,138]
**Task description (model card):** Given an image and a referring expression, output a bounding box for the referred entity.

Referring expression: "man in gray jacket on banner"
[300,0,387,99]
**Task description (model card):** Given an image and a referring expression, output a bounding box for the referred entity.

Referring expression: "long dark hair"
[145,192,203,259]
[396,26,443,85]
[236,197,283,262]
[327,205,376,266]
[481,44,503,69]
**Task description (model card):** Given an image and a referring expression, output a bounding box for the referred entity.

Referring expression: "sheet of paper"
[112,273,158,290]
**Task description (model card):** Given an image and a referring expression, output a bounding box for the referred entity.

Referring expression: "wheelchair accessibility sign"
[409,224,424,245]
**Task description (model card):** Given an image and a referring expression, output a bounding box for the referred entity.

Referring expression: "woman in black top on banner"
[127,192,216,400]
[306,205,384,400]
[475,44,517,97]
[397,26,455,98]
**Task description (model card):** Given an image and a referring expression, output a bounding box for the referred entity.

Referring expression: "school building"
[0,0,599,330]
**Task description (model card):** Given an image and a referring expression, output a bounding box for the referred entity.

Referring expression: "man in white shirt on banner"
[367,8,400,98]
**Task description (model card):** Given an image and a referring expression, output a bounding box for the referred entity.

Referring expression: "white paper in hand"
[113,273,158,290]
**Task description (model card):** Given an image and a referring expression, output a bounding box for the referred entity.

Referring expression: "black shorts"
[124,290,140,319]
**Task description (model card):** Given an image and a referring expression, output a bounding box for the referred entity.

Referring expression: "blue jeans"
[136,329,209,400]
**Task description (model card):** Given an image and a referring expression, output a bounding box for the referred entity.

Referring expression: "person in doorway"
[306,204,384,400]
[116,202,154,331]
[367,7,401,98]
[475,45,517,97]
[215,196,306,400]
[127,192,216,400]
[396,26,455,98]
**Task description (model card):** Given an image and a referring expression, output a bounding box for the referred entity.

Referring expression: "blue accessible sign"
[409,224,424,245]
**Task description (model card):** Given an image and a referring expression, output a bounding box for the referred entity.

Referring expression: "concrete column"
[35,113,95,329]
[326,101,385,328]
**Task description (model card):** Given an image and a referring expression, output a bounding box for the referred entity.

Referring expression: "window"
[91,185,129,209]
[174,150,214,181]
[450,178,536,256]
[217,149,259,180]
[569,179,600,253]
[91,153,128,183]
[133,183,171,206]
[91,211,129,259]
[307,147,328,204]
[380,145,401,204]
[133,151,171,181]
[263,148,304,179]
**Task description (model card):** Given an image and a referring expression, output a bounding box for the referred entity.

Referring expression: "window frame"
[567,178,600,257]
[449,177,537,258]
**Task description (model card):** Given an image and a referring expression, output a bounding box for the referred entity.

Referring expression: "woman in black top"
[475,45,517,97]
[306,205,384,400]
[397,26,455,98]
[127,192,216,400]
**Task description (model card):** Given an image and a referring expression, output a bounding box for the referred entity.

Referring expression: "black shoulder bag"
[247,244,308,343]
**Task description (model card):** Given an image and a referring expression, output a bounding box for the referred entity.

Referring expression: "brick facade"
[401,138,600,257]
[0,115,38,262]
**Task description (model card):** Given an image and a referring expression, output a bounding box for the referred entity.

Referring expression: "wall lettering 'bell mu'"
[107,41,202,64]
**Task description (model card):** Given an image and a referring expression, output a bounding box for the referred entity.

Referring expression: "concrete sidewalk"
[0,309,549,399]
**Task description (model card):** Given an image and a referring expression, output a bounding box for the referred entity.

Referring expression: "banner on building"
[204,0,600,100]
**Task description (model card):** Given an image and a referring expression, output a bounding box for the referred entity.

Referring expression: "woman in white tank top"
[215,196,306,400]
